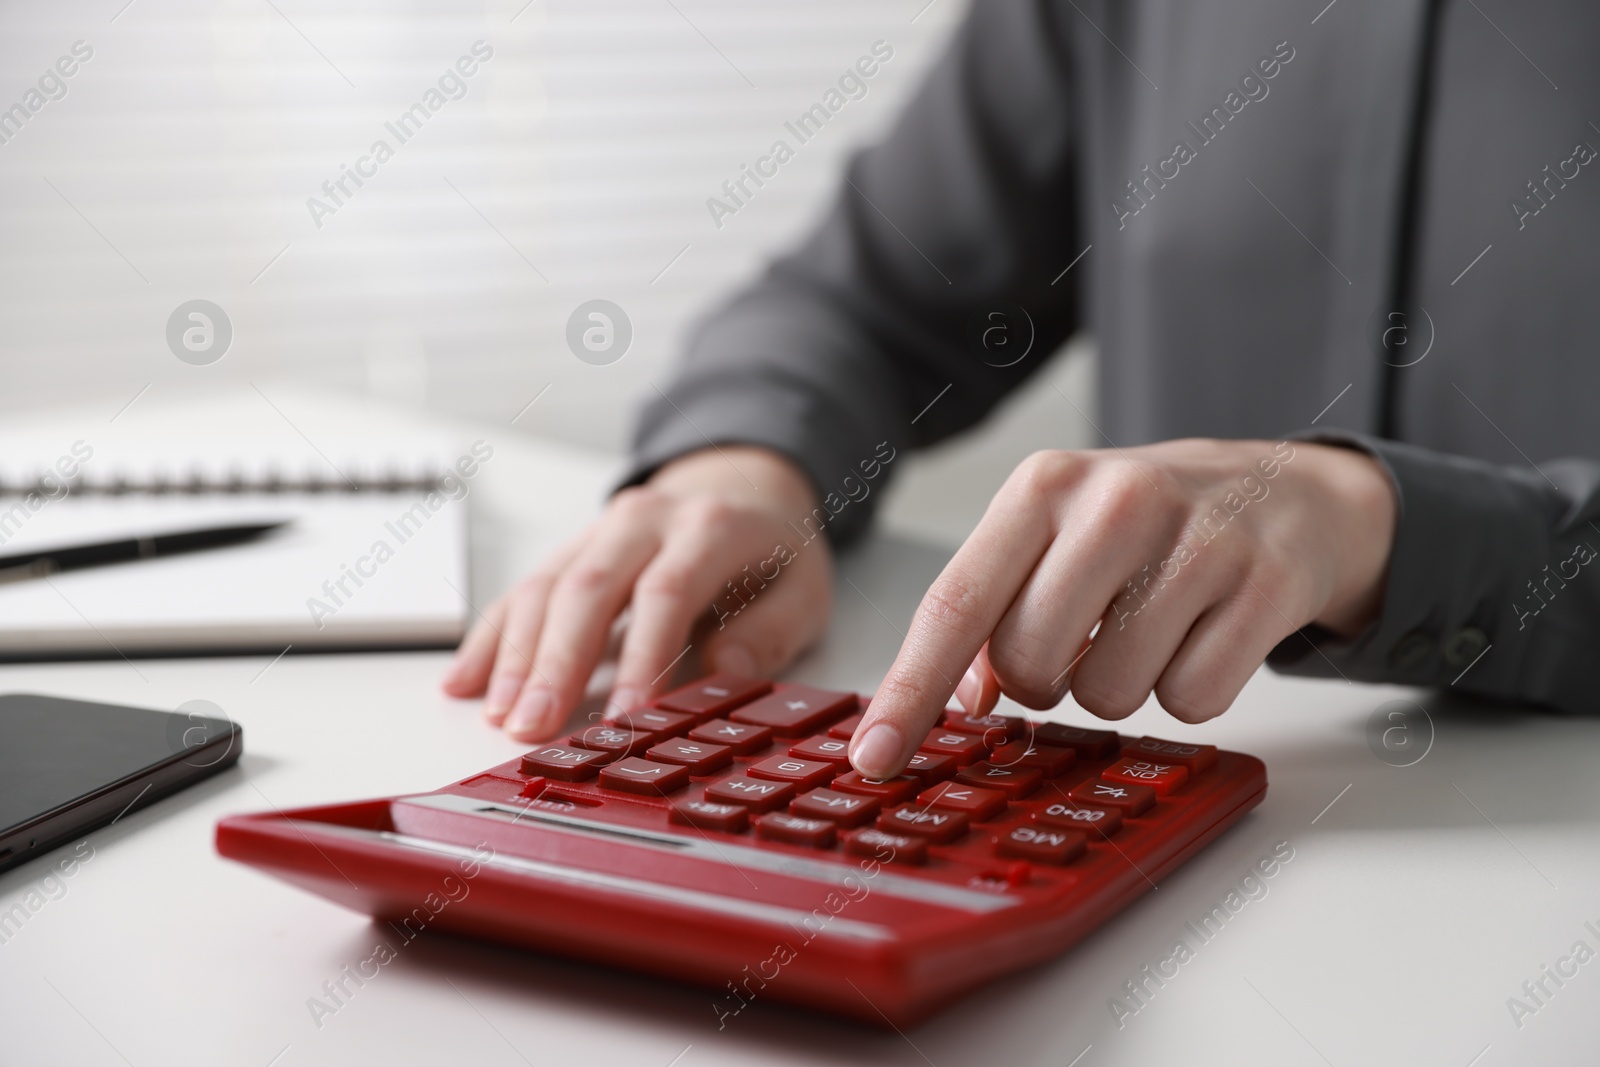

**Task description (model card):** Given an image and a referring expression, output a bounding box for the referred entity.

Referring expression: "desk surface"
[3,401,1598,1067]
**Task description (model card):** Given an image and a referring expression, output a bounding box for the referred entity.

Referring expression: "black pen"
[0,520,290,584]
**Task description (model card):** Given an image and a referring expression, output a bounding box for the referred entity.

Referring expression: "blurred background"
[0,0,1095,548]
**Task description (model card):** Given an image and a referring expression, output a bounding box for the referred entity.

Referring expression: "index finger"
[848,491,1053,779]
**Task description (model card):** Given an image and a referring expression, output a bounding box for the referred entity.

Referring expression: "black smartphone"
[0,693,242,874]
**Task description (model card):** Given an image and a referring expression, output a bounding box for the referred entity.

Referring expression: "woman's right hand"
[440,446,834,742]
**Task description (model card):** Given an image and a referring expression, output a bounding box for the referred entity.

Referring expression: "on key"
[790,788,880,827]
[653,674,773,720]
[996,824,1086,865]
[1102,758,1188,796]
[520,745,609,782]
[598,757,691,796]
[646,738,733,775]
[954,761,1042,799]
[1124,736,1218,773]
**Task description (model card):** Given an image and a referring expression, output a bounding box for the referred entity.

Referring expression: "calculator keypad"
[499,677,1233,880]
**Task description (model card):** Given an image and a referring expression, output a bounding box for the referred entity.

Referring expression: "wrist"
[647,446,820,521]
[1298,442,1398,638]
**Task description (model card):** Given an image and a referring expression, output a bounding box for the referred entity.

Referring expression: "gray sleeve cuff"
[1266,431,1590,711]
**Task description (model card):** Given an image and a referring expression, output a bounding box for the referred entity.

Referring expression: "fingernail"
[485,675,522,718]
[506,687,554,739]
[850,722,904,780]
[605,687,644,721]
[711,643,757,678]
[955,665,981,714]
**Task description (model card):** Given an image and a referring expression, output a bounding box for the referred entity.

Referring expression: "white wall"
[0,0,1094,545]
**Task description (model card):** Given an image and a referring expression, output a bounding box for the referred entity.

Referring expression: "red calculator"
[216,675,1266,1026]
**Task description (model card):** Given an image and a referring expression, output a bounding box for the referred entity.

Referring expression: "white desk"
[3,405,1599,1067]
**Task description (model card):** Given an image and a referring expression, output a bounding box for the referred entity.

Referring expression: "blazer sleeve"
[625,0,1083,544]
[1268,433,1600,715]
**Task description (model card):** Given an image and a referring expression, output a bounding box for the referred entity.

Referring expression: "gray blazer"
[631,0,1600,715]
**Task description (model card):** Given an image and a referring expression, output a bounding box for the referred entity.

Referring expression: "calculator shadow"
[394,928,930,1065]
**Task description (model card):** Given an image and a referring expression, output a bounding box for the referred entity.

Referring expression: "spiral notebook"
[0,434,471,660]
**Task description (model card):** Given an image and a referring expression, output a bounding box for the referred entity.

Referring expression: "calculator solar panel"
[216,675,1266,1025]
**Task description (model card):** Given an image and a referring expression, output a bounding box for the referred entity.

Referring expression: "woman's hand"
[442,446,833,741]
[848,439,1397,779]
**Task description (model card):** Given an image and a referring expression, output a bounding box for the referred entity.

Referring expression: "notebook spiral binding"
[0,467,449,498]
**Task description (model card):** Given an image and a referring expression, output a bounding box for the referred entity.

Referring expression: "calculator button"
[954,761,1042,799]
[831,772,921,804]
[756,812,837,849]
[877,804,970,844]
[568,725,651,758]
[748,756,836,791]
[1067,778,1156,815]
[1036,801,1123,837]
[917,781,1008,821]
[902,751,959,784]
[996,825,1086,865]
[669,798,749,833]
[788,736,853,765]
[620,707,697,738]
[1124,736,1219,774]
[704,774,798,812]
[653,674,773,720]
[520,745,609,781]
[1102,759,1189,796]
[917,731,990,765]
[789,788,881,827]
[730,686,857,736]
[827,712,865,740]
[645,738,733,775]
[989,741,1076,777]
[598,757,691,796]
[1033,722,1121,758]
[943,709,1028,740]
[843,828,928,865]
[687,719,773,755]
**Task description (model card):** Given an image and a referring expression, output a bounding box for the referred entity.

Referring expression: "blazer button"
[1388,630,1435,670]
[1441,626,1489,669]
